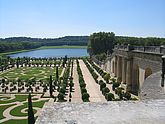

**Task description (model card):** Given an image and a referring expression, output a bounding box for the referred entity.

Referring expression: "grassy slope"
[0,45,87,56]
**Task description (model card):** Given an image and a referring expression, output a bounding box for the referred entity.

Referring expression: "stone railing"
[114,45,165,54]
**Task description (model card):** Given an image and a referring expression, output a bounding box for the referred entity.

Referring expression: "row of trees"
[88,32,165,55]
[0,57,63,72]
[83,58,115,101]
[86,58,133,100]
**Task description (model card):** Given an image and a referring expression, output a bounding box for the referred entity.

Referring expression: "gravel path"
[71,60,82,103]
[79,60,106,102]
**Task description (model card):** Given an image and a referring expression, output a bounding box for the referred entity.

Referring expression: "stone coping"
[35,99,165,124]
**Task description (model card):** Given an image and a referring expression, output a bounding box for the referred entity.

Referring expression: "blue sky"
[0,0,164,38]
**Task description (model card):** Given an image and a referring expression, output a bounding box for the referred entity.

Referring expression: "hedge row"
[86,58,109,82]
[98,80,114,101]
[57,59,71,102]
[76,59,90,102]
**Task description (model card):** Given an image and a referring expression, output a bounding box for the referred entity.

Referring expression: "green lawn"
[0,94,49,124]
[0,95,29,104]
[10,100,48,117]
[1,118,37,124]
[0,104,16,120]
[1,119,28,124]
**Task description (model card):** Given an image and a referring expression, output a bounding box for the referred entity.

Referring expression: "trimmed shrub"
[105,93,114,101]
[100,82,106,91]
[82,92,90,102]
[103,73,110,83]
[115,87,124,99]
[57,92,65,102]
[81,87,87,94]
[59,87,66,94]
[99,80,104,85]
[123,92,131,100]
[112,82,120,91]
[102,87,110,96]
[69,93,72,98]
[80,82,86,88]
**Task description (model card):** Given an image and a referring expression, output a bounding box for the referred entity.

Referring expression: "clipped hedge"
[76,59,90,102]
[105,93,114,101]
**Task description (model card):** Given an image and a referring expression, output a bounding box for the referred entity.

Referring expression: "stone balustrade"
[114,45,165,54]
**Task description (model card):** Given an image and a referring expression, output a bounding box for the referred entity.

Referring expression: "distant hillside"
[0,36,89,43]
[0,36,89,53]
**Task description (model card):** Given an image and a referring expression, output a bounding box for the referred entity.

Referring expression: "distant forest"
[0,36,89,52]
[0,34,165,53]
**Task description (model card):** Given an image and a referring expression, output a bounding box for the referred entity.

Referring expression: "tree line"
[1,34,165,54]
[0,36,89,53]
[0,42,41,53]
[88,32,165,55]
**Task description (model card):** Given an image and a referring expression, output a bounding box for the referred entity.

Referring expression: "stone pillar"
[122,58,127,84]
[131,65,139,95]
[117,56,122,82]
[114,56,117,76]
[112,61,114,73]
[126,58,132,92]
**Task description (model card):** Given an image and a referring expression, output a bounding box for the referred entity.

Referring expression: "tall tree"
[49,75,53,97]
[88,32,115,55]
[71,60,73,77]
[56,66,59,81]
[28,93,35,124]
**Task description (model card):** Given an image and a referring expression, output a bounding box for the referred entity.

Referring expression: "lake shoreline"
[0,45,87,56]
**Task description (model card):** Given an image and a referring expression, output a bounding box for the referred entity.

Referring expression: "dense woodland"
[0,36,88,53]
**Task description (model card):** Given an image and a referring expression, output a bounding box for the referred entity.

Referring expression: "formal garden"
[0,56,138,124]
[0,94,49,124]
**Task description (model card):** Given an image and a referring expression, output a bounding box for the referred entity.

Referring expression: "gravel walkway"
[79,60,106,102]
[71,60,82,103]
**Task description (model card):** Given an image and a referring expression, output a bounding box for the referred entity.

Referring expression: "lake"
[8,48,89,58]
